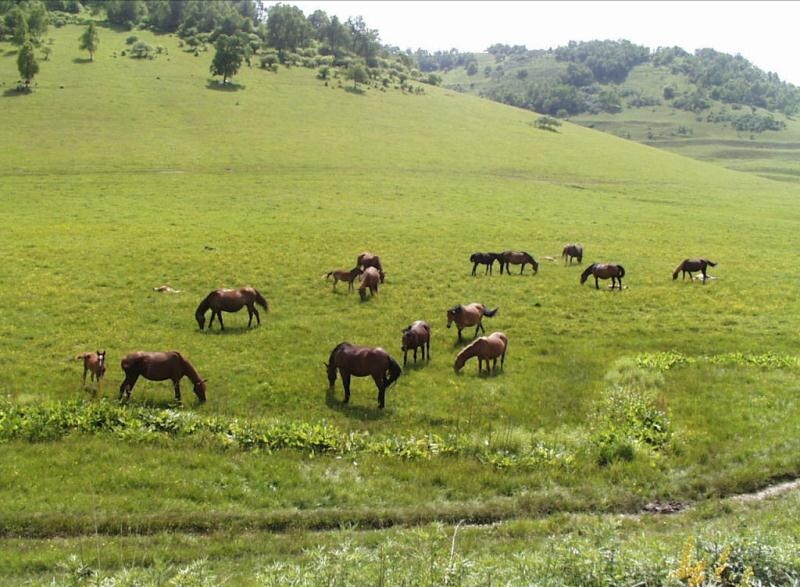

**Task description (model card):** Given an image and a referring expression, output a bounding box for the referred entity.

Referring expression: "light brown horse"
[401,320,431,365]
[454,331,508,373]
[119,351,207,404]
[562,243,583,265]
[195,286,268,330]
[77,350,106,391]
[357,251,385,283]
[326,342,402,409]
[359,266,381,301]
[580,263,625,289]
[325,267,362,292]
[673,258,717,281]
[446,303,499,342]
[499,251,539,275]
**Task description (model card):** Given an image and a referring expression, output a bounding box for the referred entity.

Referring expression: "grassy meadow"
[1,24,800,584]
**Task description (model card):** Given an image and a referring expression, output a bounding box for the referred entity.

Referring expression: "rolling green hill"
[436,44,800,183]
[1,23,800,585]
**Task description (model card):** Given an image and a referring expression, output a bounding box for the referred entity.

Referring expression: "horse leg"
[501,351,505,369]
[82,365,88,387]
[472,262,477,276]
[477,322,485,336]
[520,264,524,275]
[342,373,351,404]
[217,311,225,331]
[119,374,138,402]
[595,276,600,290]
[413,347,418,364]
[372,374,386,409]
[173,379,182,403]
[403,349,408,366]
[251,305,261,326]
[457,327,463,343]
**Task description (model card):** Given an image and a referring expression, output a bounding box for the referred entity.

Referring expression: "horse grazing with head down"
[454,331,508,374]
[357,251,385,283]
[401,320,431,365]
[77,350,106,391]
[359,266,381,301]
[499,251,539,275]
[325,267,362,292]
[470,252,502,276]
[581,263,625,290]
[673,258,717,282]
[562,243,583,265]
[446,303,499,343]
[195,287,268,330]
[119,351,207,404]
[326,342,402,409]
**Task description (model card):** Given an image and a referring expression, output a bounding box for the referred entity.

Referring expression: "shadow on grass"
[196,325,260,336]
[344,86,366,96]
[72,57,93,64]
[325,385,387,421]
[206,79,245,92]
[400,358,431,372]
[2,87,30,98]
[4,49,18,57]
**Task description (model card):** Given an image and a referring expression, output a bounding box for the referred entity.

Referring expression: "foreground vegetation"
[1,18,799,585]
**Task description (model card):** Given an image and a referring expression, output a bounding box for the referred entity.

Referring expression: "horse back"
[335,344,389,376]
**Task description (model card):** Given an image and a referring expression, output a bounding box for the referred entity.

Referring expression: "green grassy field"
[2,25,800,584]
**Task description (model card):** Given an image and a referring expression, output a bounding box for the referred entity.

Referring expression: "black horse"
[470,252,502,275]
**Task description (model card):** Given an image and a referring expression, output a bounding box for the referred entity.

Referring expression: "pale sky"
[266,1,800,86]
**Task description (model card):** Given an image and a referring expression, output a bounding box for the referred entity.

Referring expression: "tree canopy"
[210,33,245,83]
[79,21,99,60]
[17,41,40,88]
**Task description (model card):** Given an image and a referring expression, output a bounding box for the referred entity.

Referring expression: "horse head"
[580,264,596,284]
[193,379,207,403]
[401,327,414,351]
[530,256,539,274]
[446,305,462,328]
[97,350,107,375]
[195,313,206,330]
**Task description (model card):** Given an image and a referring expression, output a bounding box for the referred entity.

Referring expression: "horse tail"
[254,290,269,311]
[617,265,626,278]
[672,261,684,280]
[385,356,402,388]
[704,259,717,267]
[483,306,499,318]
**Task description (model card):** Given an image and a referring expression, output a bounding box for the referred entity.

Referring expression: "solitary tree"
[17,41,39,89]
[79,22,99,61]
[347,63,368,89]
[210,34,244,84]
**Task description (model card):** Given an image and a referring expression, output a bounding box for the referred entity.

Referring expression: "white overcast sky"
[265,1,800,86]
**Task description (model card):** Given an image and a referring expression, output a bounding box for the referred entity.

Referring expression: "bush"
[129,41,154,59]
[125,35,138,45]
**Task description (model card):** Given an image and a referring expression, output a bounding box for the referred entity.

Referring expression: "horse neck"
[179,356,202,384]
[195,293,213,316]
[456,340,480,364]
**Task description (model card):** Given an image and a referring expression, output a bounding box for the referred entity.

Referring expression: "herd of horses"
[77,248,716,410]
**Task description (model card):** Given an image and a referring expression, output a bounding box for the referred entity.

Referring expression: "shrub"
[125,35,138,45]
[129,41,154,59]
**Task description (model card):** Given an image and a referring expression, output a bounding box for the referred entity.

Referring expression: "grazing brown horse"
[446,303,499,343]
[357,251,385,283]
[562,243,583,265]
[359,266,381,301]
[325,267,362,292]
[119,351,207,404]
[326,342,402,409]
[195,286,268,330]
[580,263,626,289]
[401,320,431,365]
[470,252,502,276]
[454,331,508,373]
[499,251,539,275]
[673,258,717,281]
[77,350,106,390]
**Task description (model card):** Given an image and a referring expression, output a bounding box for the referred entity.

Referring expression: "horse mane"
[253,289,269,310]
[455,337,482,367]
[447,305,462,315]
[580,264,596,283]
[672,260,686,279]
[175,352,202,384]
[328,342,351,364]
[195,291,215,317]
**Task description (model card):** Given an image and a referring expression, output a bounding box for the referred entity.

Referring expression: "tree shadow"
[344,86,366,96]
[4,49,18,57]
[2,87,30,98]
[72,57,93,64]
[325,385,387,421]
[206,79,245,92]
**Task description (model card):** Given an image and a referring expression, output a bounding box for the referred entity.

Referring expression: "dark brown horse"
[470,252,502,275]
[77,350,106,391]
[119,351,207,404]
[562,243,583,265]
[673,258,717,281]
[359,266,381,301]
[454,331,508,373]
[499,251,539,275]
[195,286,268,330]
[580,263,625,289]
[446,303,499,342]
[326,343,402,409]
[325,267,362,292]
[357,251,385,283]
[401,320,431,365]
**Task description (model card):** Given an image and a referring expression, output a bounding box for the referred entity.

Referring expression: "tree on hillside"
[347,62,368,89]
[266,3,312,54]
[347,16,379,66]
[210,33,245,84]
[79,22,99,61]
[321,15,349,57]
[105,0,146,29]
[17,41,40,89]
[26,1,49,41]
[11,8,28,46]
